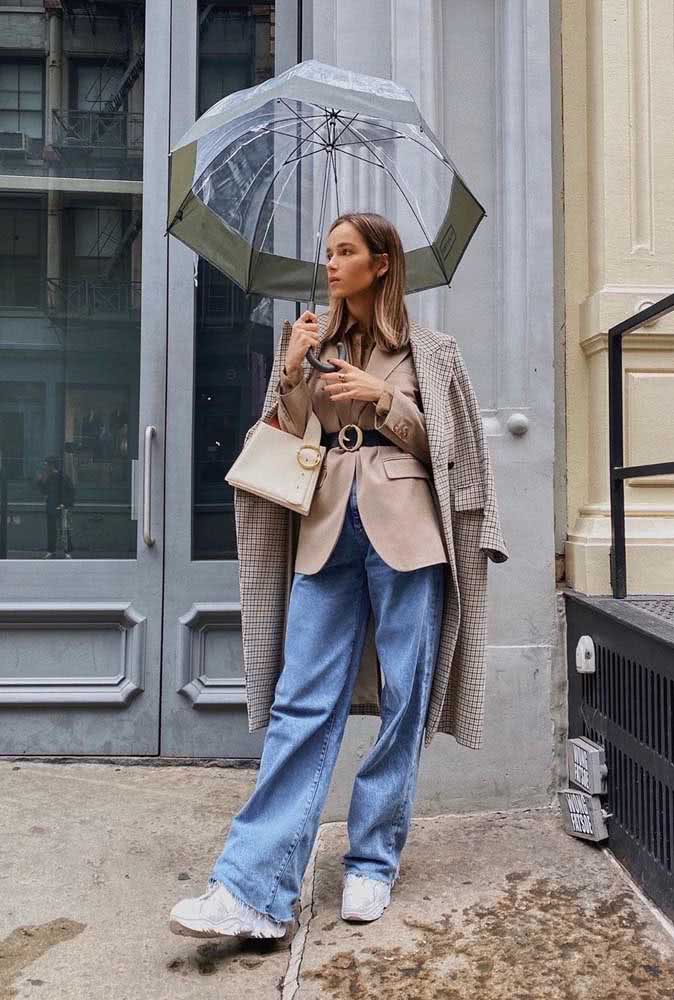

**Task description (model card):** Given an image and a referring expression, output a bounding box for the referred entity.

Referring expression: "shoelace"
[199,882,222,900]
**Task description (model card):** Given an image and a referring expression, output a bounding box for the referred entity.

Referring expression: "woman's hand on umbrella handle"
[286,311,320,375]
[286,311,342,374]
[305,345,340,373]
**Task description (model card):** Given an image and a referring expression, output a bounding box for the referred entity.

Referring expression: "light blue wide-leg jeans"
[209,475,445,925]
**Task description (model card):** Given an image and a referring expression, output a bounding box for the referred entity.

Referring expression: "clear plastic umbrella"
[167,58,486,370]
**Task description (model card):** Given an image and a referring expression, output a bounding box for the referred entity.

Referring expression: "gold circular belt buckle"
[296,444,322,470]
[337,424,363,451]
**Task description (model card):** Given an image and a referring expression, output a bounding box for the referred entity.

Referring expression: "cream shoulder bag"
[224,407,326,516]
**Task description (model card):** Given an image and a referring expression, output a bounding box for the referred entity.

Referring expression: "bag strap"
[302,410,322,448]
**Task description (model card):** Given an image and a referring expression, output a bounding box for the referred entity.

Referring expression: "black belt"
[321,424,391,452]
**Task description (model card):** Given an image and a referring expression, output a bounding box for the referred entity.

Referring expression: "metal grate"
[626,597,674,625]
[565,591,674,921]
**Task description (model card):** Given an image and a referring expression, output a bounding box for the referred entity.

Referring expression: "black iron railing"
[46,279,141,319]
[51,110,144,153]
[608,292,674,597]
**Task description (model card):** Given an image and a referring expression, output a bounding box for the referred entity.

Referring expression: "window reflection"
[0,3,144,559]
[193,2,275,560]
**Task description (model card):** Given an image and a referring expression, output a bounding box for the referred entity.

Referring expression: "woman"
[170,213,451,941]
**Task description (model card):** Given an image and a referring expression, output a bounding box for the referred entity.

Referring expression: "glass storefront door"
[0,0,283,758]
[160,0,278,757]
[0,0,168,754]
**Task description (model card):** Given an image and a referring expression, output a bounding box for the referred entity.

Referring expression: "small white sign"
[567,737,608,795]
[558,789,611,842]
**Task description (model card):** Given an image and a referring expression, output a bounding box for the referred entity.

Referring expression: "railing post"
[606,291,674,599]
[608,329,626,597]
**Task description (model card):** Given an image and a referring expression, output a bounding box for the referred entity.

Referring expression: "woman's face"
[325,221,387,300]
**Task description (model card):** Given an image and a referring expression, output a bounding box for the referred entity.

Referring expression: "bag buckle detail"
[296,444,322,469]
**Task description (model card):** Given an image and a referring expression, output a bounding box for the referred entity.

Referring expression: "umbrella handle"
[305,341,346,373]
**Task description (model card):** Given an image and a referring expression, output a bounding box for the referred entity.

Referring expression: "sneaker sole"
[341,897,390,922]
[169,916,287,940]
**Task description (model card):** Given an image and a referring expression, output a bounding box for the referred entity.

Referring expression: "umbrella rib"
[190,110,330,195]
[310,126,334,304]
[278,98,331,146]
[332,111,361,146]
[192,127,285,195]
[332,145,386,171]
[196,123,325,222]
[260,124,327,148]
[335,131,450,167]
[246,141,330,291]
[330,144,340,217]
[267,112,326,125]
[337,121,407,142]
[335,135,399,146]
[334,114,407,138]
[339,119,452,286]
[282,144,332,166]
[335,114,452,168]
[279,98,434,163]
[335,140,445,178]
[240,123,331,201]
[331,114,452,163]
[375,132,447,165]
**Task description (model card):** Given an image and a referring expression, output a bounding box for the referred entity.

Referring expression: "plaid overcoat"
[233,315,509,750]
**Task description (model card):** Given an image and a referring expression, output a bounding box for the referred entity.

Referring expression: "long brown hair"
[322,212,410,352]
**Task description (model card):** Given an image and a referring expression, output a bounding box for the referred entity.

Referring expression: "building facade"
[0,0,558,817]
[562,0,674,595]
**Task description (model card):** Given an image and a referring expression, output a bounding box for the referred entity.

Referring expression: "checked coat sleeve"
[450,345,510,564]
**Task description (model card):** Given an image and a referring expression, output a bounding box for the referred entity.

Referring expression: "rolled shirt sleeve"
[374,385,393,418]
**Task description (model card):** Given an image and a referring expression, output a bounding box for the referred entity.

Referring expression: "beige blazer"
[275,313,448,574]
[233,317,510,751]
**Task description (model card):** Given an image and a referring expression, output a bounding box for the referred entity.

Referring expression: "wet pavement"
[1,760,673,999]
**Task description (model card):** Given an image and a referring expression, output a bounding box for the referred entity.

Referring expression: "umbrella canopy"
[167,58,486,305]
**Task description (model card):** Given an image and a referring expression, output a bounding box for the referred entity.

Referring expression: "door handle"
[143,425,156,547]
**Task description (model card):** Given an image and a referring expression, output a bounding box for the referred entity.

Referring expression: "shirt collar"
[343,313,368,337]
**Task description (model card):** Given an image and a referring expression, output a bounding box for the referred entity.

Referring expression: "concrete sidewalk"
[2,760,674,1000]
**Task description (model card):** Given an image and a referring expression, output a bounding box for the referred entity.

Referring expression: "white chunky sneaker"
[341,872,394,922]
[169,881,289,939]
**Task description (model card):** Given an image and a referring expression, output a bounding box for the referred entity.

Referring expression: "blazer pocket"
[451,479,486,511]
[383,457,430,480]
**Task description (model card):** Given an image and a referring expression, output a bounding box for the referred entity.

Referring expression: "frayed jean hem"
[208,874,294,929]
